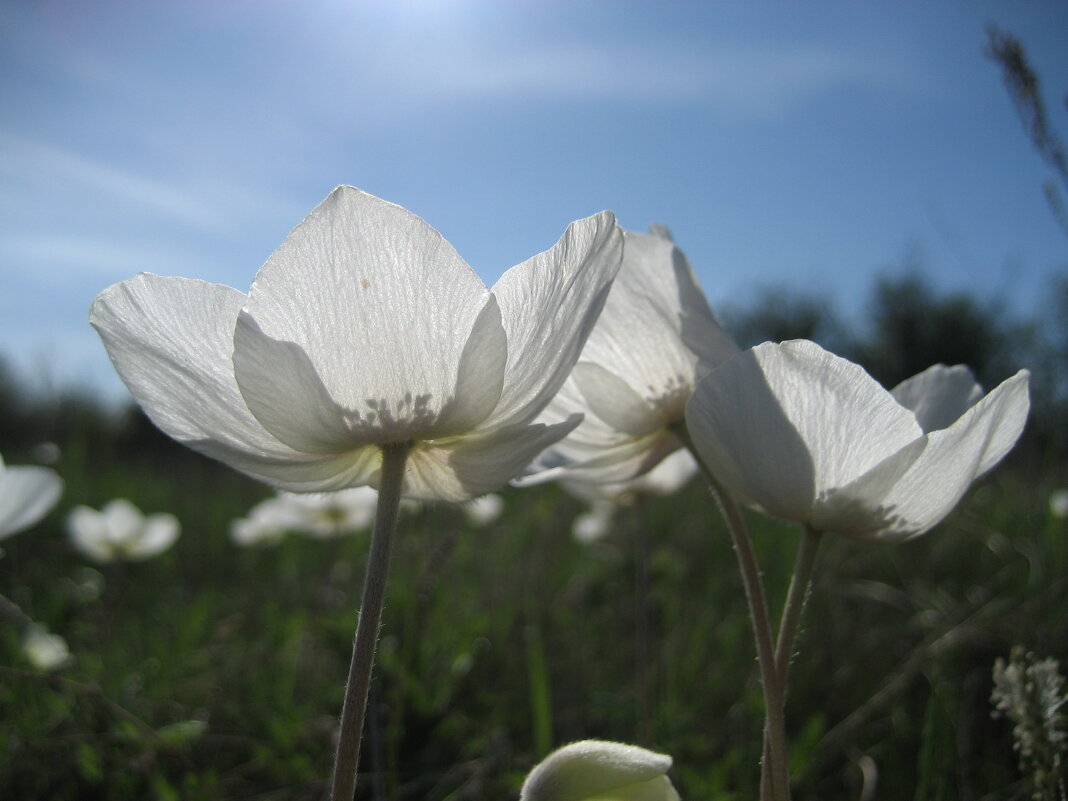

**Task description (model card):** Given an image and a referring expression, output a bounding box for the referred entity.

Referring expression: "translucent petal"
[192,438,381,493]
[572,362,659,437]
[490,211,623,427]
[405,416,583,501]
[241,187,489,419]
[686,340,923,522]
[0,464,63,539]
[891,364,983,433]
[521,740,674,801]
[868,369,1030,541]
[132,514,180,559]
[90,274,305,462]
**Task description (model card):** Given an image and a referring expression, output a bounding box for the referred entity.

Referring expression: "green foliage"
[1,411,1064,799]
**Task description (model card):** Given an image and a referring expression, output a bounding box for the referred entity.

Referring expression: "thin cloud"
[0,132,220,229]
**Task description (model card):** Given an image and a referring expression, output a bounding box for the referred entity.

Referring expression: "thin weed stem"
[330,442,411,801]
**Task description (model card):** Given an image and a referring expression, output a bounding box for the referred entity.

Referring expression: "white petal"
[130,514,180,559]
[233,312,363,452]
[102,499,144,543]
[572,362,659,437]
[518,432,682,488]
[686,340,922,522]
[867,369,1030,541]
[891,364,984,433]
[0,465,63,539]
[489,211,623,427]
[405,416,583,501]
[67,506,114,562]
[521,740,674,801]
[193,438,382,493]
[240,187,490,424]
[90,274,307,463]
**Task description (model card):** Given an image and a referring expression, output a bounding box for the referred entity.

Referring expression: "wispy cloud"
[0,132,221,229]
[403,40,918,117]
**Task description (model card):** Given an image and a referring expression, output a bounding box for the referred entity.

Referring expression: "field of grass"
[1,413,1065,800]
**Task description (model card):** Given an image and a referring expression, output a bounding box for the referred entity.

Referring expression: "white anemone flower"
[67,499,180,562]
[90,187,622,502]
[521,739,681,801]
[230,495,304,546]
[463,493,504,526]
[1049,489,1068,519]
[685,340,1030,542]
[0,454,63,540]
[521,227,737,487]
[282,486,379,538]
[563,450,697,544]
[22,624,71,671]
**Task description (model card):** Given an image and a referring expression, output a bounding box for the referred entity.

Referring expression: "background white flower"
[520,739,681,801]
[68,499,180,562]
[1049,489,1068,519]
[21,624,71,671]
[0,454,63,540]
[521,227,737,487]
[282,487,379,538]
[686,340,1030,542]
[463,493,504,526]
[91,187,622,502]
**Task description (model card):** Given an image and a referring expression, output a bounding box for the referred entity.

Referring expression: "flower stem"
[774,526,823,688]
[673,425,790,801]
[330,442,410,801]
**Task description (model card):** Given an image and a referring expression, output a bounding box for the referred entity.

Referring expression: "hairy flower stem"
[775,526,823,688]
[760,525,823,797]
[674,426,790,801]
[330,442,411,801]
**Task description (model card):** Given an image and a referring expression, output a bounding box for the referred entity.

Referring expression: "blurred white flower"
[282,486,379,538]
[521,227,737,487]
[563,451,696,544]
[1049,489,1068,519]
[686,340,1030,542]
[230,495,302,546]
[463,493,504,526]
[91,186,622,502]
[22,624,71,671]
[67,499,180,562]
[0,453,63,540]
[572,501,616,544]
[520,739,681,801]
[30,441,61,466]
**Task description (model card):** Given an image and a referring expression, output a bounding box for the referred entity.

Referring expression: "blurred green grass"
[1,417,1064,800]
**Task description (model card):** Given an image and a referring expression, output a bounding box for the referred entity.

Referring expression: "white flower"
[685,340,1030,542]
[463,493,504,526]
[22,624,71,671]
[1049,489,1068,519]
[282,486,379,538]
[91,187,622,502]
[0,454,63,540]
[563,449,697,506]
[563,451,697,544]
[572,501,615,544]
[520,740,681,801]
[521,228,737,486]
[67,499,180,562]
[230,494,303,546]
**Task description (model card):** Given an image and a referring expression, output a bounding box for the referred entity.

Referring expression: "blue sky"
[2,0,1067,401]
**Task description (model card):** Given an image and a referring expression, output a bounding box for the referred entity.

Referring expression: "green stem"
[674,426,790,801]
[774,526,823,688]
[330,442,410,801]
[761,525,823,797]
